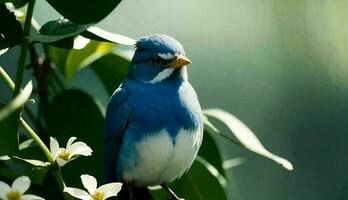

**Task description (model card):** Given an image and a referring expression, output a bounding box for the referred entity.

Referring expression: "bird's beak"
[168,55,192,69]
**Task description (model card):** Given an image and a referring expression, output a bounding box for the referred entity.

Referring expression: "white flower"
[64,175,122,200]
[49,137,93,167]
[0,176,44,200]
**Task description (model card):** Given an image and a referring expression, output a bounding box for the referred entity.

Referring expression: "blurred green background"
[1,0,348,199]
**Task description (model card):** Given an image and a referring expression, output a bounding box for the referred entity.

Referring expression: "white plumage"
[123,128,202,187]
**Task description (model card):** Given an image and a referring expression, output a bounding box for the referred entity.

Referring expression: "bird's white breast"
[123,128,202,186]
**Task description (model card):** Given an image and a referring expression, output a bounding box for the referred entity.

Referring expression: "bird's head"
[128,34,191,84]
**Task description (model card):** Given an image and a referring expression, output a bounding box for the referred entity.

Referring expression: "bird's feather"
[104,86,131,182]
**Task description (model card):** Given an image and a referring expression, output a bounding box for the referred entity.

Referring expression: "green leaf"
[65,40,114,79]
[19,138,35,150]
[0,103,18,155]
[0,158,48,185]
[203,115,219,133]
[91,52,129,96]
[43,89,105,186]
[46,45,69,73]
[181,161,227,200]
[81,26,136,46]
[198,131,226,178]
[195,156,226,186]
[0,3,22,51]
[151,161,227,200]
[0,48,8,56]
[204,109,294,171]
[29,19,92,43]
[0,81,32,156]
[11,156,50,168]
[222,157,245,170]
[45,0,122,24]
[0,81,33,121]
[0,0,28,8]
[0,140,49,185]
[50,37,75,49]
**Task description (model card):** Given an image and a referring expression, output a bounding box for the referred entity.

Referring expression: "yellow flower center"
[91,191,104,200]
[58,150,70,160]
[7,191,22,200]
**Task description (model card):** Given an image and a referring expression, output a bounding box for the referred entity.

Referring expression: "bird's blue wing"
[104,86,131,182]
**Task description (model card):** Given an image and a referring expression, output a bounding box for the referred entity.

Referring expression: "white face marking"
[122,128,203,187]
[158,53,176,60]
[147,68,175,84]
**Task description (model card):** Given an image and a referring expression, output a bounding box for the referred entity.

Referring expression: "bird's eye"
[151,56,162,65]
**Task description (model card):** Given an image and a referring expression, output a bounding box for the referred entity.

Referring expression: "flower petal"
[21,194,44,200]
[97,183,123,199]
[0,181,11,199]
[80,175,97,194]
[67,142,92,157]
[56,157,69,167]
[49,137,59,159]
[64,187,90,200]
[66,137,77,148]
[12,176,30,194]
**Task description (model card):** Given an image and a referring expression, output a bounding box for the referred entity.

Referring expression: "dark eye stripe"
[151,56,162,65]
[151,55,176,66]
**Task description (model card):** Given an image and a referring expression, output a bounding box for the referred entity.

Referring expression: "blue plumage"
[104,34,203,187]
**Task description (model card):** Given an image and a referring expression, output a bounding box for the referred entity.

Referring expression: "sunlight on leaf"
[222,157,246,170]
[65,41,115,80]
[0,81,33,121]
[1,0,28,8]
[0,47,9,56]
[198,130,226,178]
[196,156,227,187]
[0,155,10,160]
[11,156,50,167]
[204,109,294,171]
[73,35,90,49]
[0,157,48,185]
[203,115,219,132]
[83,26,136,46]
[19,139,35,150]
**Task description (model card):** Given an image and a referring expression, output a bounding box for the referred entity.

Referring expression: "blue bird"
[104,34,203,199]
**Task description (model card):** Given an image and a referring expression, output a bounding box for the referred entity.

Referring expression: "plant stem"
[0,67,15,90]
[20,118,66,195]
[1,66,42,137]
[19,118,54,162]
[12,0,36,96]
[0,67,67,198]
[51,166,66,192]
[0,67,51,159]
